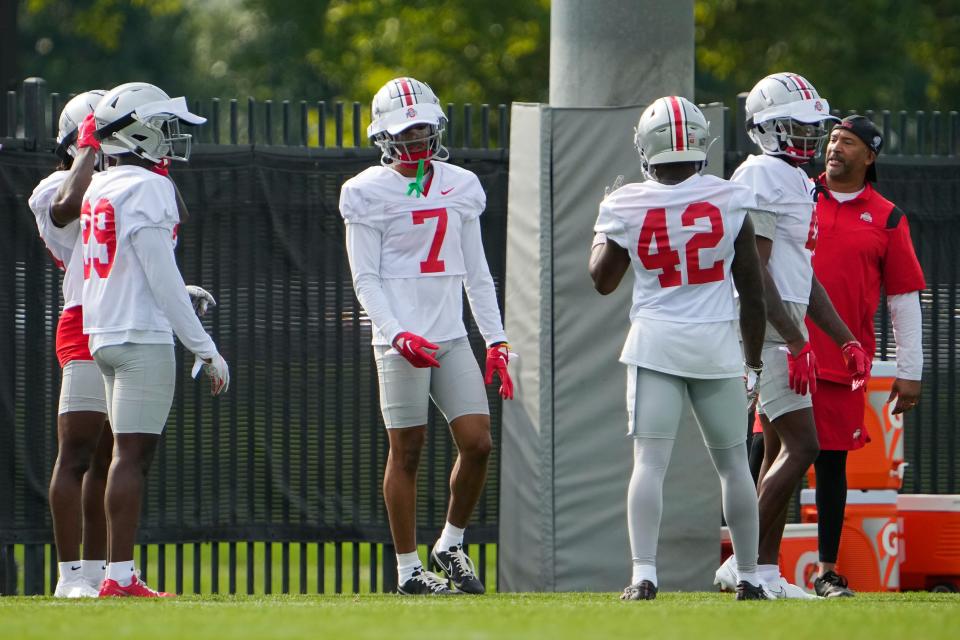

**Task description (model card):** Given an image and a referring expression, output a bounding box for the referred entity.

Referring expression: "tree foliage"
[15,0,960,113]
[695,0,960,111]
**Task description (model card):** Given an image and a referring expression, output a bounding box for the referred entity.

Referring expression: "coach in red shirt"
[807,115,926,597]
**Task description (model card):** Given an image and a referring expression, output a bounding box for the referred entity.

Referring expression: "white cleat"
[714,555,739,592]
[54,579,99,598]
[764,575,822,600]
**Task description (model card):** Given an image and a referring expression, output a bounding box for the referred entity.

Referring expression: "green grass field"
[1,593,958,640]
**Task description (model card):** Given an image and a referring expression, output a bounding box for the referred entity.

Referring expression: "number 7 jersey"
[339,162,507,346]
[594,173,756,378]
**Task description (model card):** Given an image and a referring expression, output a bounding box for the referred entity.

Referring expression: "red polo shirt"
[806,176,925,385]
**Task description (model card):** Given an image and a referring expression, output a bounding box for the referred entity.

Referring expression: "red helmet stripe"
[789,74,813,100]
[399,78,415,106]
[668,96,685,151]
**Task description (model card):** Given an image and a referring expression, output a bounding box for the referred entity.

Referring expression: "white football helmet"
[55,90,106,161]
[634,96,710,179]
[745,73,838,162]
[94,82,206,162]
[367,77,449,166]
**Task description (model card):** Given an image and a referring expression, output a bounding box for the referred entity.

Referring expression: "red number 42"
[636,202,725,288]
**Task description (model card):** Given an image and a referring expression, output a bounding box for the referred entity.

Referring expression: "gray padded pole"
[550,0,694,108]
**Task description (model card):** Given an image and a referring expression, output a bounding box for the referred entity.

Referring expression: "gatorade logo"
[795,550,819,590]
[863,517,900,590]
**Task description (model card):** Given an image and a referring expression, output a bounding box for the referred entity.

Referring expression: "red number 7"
[412,208,447,273]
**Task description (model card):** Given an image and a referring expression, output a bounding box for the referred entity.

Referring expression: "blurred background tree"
[11,0,960,111]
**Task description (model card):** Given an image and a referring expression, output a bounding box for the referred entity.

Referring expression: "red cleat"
[98,574,175,598]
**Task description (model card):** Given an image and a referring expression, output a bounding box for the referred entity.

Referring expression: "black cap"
[833,115,883,182]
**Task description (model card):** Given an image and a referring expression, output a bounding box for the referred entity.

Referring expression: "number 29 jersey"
[594,173,756,378]
[80,165,180,348]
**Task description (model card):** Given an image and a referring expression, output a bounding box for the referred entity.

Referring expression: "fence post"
[23,544,44,595]
[734,91,751,154]
[23,77,46,151]
[382,543,397,594]
[0,545,16,595]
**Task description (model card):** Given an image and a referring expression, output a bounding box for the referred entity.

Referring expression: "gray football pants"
[626,367,759,576]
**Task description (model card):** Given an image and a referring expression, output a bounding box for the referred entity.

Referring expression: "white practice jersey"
[340,161,507,346]
[81,165,215,357]
[731,154,817,305]
[594,173,755,378]
[29,170,85,309]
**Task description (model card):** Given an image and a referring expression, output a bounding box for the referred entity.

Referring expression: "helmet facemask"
[373,121,449,167]
[752,117,830,163]
[107,114,193,163]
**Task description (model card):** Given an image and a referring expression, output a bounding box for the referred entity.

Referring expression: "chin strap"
[406,159,426,198]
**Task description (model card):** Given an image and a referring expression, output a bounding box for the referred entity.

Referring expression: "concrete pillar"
[550,0,693,108]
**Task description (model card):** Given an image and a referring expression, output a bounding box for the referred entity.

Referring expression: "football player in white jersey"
[590,96,770,601]
[29,90,112,598]
[340,77,513,596]
[80,82,229,598]
[713,73,869,599]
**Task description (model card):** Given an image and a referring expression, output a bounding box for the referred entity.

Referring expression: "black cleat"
[620,580,657,600]
[430,544,485,594]
[736,580,773,600]
[397,568,459,596]
[815,571,855,598]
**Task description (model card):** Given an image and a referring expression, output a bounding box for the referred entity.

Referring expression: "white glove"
[744,361,763,411]
[192,352,230,396]
[186,285,217,318]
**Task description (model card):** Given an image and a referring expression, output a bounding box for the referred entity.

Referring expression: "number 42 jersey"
[340,162,507,347]
[594,173,757,378]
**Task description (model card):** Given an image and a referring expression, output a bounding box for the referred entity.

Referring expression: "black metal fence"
[1,79,958,595]
[0,80,508,595]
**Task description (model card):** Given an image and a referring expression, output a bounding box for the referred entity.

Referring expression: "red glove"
[484,342,514,400]
[392,332,440,368]
[76,113,100,152]
[150,158,171,176]
[841,340,870,390]
[786,342,818,396]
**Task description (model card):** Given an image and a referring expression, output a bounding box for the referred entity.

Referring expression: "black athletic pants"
[814,450,848,563]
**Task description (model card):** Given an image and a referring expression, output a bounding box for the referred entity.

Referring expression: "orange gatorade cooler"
[800,489,900,592]
[897,494,960,592]
[807,360,905,490]
[720,524,819,594]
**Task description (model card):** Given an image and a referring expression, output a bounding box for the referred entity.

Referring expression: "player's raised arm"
[49,92,106,226]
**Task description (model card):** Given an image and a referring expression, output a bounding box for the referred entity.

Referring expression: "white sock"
[436,522,466,552]
[82,560,106,584]
[758,564,780,585]
[631,562,658,587]
[738,570,761,587]
[107,561,136,586]
[396,551,422,584]
[58,561,82,582]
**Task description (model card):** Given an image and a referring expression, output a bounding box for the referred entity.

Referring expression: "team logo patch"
[687,133,697,146]
[814,100,823,112]
[406,107,417,118]
[860,212,873,223]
